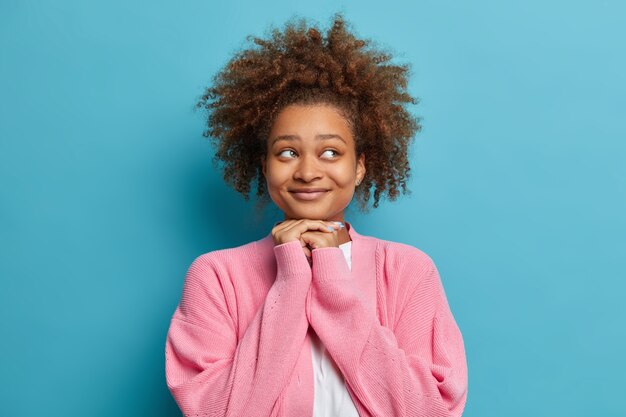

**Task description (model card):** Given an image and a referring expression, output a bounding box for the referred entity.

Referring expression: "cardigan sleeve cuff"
[273,240,311,280]
[311,247,351,283]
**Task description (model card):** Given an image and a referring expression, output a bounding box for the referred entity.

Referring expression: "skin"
[261,103,366,260]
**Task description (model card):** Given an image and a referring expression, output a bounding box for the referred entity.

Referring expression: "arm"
[307,247,468,417]
[165,240,311,417]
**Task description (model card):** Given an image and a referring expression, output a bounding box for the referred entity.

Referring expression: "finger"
[271,219,302,242]
[301,231,335,250]
[301,232,319,249]
[274,219,340,246]
[284,219,340,235]
[272,219,298,234]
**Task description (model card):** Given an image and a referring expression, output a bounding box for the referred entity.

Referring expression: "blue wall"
[1,1,625,416]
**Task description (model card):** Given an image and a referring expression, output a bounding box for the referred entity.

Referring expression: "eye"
[278,149,297,159]
[321,149,339,159]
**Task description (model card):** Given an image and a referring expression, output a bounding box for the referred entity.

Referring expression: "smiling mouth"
[289,190,329,201]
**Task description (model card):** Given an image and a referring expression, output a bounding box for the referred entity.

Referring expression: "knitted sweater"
[165,223,468,417]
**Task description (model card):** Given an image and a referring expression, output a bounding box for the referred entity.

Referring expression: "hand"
[301,229,341,252]
[272,219,342,260]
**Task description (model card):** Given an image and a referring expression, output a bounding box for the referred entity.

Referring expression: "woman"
[165,14,468,417]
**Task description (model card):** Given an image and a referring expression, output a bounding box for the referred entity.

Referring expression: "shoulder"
[188,238,262,273]
[362,235,440,295]
[371,236,436,272]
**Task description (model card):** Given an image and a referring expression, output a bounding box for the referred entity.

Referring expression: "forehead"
[269,104,354,144]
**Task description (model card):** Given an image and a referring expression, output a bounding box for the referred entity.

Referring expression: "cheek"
[330,164,357,186]
[264,164,288,188]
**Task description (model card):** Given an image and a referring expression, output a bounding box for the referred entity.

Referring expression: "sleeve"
[307,247,468,417]
[165,241,312,417]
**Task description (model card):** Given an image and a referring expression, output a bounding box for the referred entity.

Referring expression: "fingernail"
[333,222,345,229]
[327,226,334,231]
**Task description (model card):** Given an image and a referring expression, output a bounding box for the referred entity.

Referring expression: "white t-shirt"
[310,241,360,417]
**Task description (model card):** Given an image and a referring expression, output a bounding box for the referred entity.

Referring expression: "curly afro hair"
[196,13,421,210]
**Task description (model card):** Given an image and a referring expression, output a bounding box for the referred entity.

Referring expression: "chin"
[286,208,341,221]
[286,212,326,221]
[281,205,321,219]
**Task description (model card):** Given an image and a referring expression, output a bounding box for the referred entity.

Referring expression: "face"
[261,104,366,221]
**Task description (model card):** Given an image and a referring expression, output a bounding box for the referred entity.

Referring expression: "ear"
[356,153,366,183]
[261,155,266,177]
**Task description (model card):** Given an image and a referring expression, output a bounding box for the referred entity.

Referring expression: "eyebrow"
[270,134,347,146]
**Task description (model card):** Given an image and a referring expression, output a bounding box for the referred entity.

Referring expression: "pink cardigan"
[165,223,468,416]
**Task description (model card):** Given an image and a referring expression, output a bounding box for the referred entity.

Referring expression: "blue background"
[1,1,625,416]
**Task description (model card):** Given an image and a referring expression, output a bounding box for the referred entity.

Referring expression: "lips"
[289,188,329,201]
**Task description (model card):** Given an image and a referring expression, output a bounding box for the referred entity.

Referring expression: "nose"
[293,154,323,182]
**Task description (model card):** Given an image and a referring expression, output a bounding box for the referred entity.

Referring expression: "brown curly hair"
[196,13,421,210]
